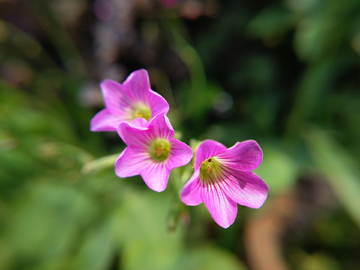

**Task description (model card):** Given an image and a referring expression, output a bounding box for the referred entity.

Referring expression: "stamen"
[132,105,151,121]
[200,157,224,183]
[207,164,212,173]
[149,138,171,162]
[135,110,143,118]
[155,143,165,156]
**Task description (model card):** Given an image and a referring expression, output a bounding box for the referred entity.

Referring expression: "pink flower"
[115,113,193,192]
[180,139,269,228]
[90,69,169,132]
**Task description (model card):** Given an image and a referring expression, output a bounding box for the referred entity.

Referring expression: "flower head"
[90,69,169,132]
[115,113,193,192]
[180,139,269,228]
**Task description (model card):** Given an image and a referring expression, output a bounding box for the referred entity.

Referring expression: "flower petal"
[201,182,237,228]
[166,139,193,170]
[220,170,269,209]
[140,162,170,192]
[128,117,149,128]
[122,69,150,104]
[117,122,150,148]
[217,140,263,171]
[149,90,170,117]
[180,170,202,206]
[195,140,227,170]
[147,113,174,140]
[100,79,132,115]
[115,147,150,178]
[90,109,127,132]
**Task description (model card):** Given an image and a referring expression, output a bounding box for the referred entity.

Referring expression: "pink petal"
[90,109,126,132]
[217,140,263,171]
[166,139,193,170]
[115,147,150,178]
[147,113,174,140]
[128,117,149,128]
[195,140,227,170]
[100,79,132,115]
[201,182,237,228]
[220,170,269,209]
[149,90,170,117]
[122,69,150,104]
[140,162,170,192]
[117,122,150,148]
[180,170,202,206]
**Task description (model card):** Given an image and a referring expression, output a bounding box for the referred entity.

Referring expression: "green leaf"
[1,182,98,270]
[82,153,120,174]
[71,221,115,270]
[254,145,299,195]
[246,6,296,38]
[177,246,248,270]
[304,127,360,228]
[114,190,183,270]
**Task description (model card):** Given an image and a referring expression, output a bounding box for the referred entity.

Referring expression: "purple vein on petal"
[115,148,150,178]
[140,161,170,192]
[219,167,269,209]
[201,181,237,228]
[149,90,170,116]
[118,122,151,148]
[180,170,202,206]
[122,69,150,104]
[166,139,193,170]
[195,140,227,170]
[90,109,127,132]
[148,113,174,140]
[100,79,132,115]
[217,140,263,171]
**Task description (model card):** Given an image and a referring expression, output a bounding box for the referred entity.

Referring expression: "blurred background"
[1,0,360,269]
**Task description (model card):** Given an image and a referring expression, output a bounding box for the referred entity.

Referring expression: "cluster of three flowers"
[90,69,269,228]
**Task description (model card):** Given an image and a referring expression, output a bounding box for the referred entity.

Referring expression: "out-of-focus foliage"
[1,0,360,269]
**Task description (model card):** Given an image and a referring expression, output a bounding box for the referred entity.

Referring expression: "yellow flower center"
[149,138,171,162]
[132,104,151,121]
[199,157,224,183]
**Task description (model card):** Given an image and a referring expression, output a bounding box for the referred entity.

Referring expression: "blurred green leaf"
[177,246,248,270]
[254,144,299,195]
[298,252,341,270]
[294,16,339,62]
[293,0,360,62]
[285,57,335,138]
[246,6,297,38]
[167,20,221,123]
[304,127,360,227]
[71,220,115,270]
[82,154,120,174]
[29,0,88,77]
[0,79,77,144]
[3,183,98,269]
[114,190,183,270]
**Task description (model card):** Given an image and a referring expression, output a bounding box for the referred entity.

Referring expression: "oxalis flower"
[180,139,269,228]
[115,113,193,192]
[90,69,169,132]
